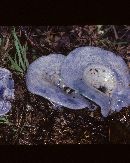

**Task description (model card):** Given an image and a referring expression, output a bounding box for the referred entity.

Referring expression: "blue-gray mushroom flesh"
[26,54,90,109]
[61,46,130,117]
[0,68,14,116]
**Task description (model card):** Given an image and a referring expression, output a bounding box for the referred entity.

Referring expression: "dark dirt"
[0,25,130,144]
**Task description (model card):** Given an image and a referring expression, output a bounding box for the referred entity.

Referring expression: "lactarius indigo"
[26,54,90,109]
[61,46,130,116]
[0,68,14,116]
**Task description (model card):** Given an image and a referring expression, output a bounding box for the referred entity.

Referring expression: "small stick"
[112,25,119,40]
[4,36,10,51]
[120,29,129,39]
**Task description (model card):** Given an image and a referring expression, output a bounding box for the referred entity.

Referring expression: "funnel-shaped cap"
[61,46,130,116]
[26,54,90,109]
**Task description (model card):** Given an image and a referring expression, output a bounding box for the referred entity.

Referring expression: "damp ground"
[0,25,130,144]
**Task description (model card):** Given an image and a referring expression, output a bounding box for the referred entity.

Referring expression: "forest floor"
[0,25,130,144]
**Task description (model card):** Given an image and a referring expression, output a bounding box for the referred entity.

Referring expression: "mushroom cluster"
[0,68,14,116]
[26,46,130,117]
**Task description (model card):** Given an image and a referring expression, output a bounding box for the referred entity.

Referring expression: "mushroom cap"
[0,68,14,116]
[26,54,90,109]
[61,46,130,116]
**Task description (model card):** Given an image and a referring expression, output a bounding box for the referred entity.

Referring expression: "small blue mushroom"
[0,68,14,116]
[61,46,130,117]
[26,54,90,109]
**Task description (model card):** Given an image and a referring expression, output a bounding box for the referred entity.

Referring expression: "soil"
[0,25,130,144]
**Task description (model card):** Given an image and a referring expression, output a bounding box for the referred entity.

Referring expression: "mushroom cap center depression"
[83,64,117,96]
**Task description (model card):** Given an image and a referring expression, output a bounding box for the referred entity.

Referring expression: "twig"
[112,25,119,40]
[120,29,129,39]
[4,36,10,51]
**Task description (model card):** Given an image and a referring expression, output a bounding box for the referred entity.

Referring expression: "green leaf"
[9,27,29,74]
[9,56,24,73]
[14,38,25,70]
[12,28,29,71]
[22,42,29,68]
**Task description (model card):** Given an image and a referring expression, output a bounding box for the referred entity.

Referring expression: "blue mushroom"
[26,47,130,117]
[26,54,90,109]
[0,68,14,116]
[61,46,130,117]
